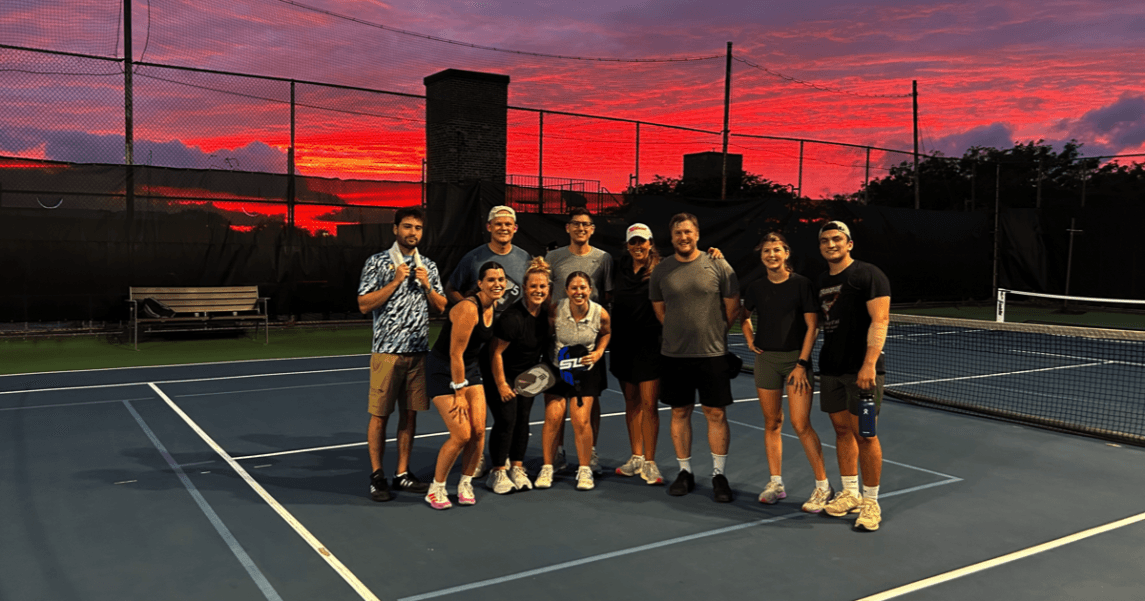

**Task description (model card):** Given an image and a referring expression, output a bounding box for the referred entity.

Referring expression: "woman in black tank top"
[423,262,505,510]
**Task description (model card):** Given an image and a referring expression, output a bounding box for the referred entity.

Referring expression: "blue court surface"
[2,340,1143,600]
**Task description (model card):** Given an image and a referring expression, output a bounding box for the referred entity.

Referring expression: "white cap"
[488,205,516,222]
[819,220,851,240]
[626,223,653,243]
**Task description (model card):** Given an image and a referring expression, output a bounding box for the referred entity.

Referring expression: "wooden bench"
[127,286,269,350]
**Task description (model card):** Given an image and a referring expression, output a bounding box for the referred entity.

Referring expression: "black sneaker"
[370,469,393,502]
[712,474,734,503]
[668,470,695,496]
[392,471,430,493]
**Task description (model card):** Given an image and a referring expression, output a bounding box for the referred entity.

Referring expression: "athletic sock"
[770,475,784,486]
[842,475,860,495]
[460,475,473,486]
[816,479,830,491]
[395,471,408,478]
[677,456,692,473]
[431,480,446,491]
[863,484,880,501]
[712,453,727,476]
[633,455,645,461]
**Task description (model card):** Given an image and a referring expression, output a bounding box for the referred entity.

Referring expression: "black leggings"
[487,381,536,467]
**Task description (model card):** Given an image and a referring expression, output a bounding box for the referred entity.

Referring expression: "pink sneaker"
[458,480,476,505]
[425,486,452,510]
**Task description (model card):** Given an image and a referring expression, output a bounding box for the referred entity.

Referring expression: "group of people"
[357,204,890,531]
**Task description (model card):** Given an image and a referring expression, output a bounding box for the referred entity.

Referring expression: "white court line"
[174,380,367,398]
[727,419,961,480]
[398,477,962,601]
[229,396,799,463]
[0,353,370,378]
[147,383,380,601]
[0,366,368,396]
[856,510,1145,601]
[0,397,154,412]
[889,361,1108,388]
[122,400,284,601]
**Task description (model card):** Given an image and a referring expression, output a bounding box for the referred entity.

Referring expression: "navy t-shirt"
[816,260,891,376]
[742,273,817,352]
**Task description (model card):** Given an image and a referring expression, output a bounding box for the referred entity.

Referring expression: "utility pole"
[913,79,919,209]
[721,42,732,201]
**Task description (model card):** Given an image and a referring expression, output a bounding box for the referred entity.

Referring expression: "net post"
[996,289,1006,322]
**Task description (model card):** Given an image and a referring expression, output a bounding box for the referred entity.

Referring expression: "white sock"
[816,479,830,491]
[863,484,880,501]
[431,480,446,491]
[842,475,860,495]
[677,456,692,473]
[770,475,784,487]
[632,454,645,462]
[712,453,727,476]
[460,475,472,486]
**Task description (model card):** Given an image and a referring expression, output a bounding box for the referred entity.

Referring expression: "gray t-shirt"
[649,253,739,358]
[448,244,531,314]
[545,246,613,304]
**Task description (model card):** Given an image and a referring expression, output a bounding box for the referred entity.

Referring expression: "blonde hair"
[525,256,551,283]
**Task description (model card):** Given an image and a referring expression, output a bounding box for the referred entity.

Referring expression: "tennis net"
[730,314,1145,446]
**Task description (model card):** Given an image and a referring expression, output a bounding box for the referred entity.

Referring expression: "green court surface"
[0,324,440,375]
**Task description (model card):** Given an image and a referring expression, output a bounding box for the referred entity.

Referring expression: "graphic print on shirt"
[819,284,843,334]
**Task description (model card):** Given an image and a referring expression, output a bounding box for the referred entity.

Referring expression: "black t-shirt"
[492,300,551,376]
[816,260,891,376]
[609,253,662,350]
[742,273,817,352]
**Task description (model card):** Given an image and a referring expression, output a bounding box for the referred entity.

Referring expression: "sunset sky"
[2,0,1144,198]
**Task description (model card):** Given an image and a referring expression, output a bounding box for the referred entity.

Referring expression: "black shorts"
[659,355,733,408]
[819,373,885,416]
[609,340,662,384]
[547,361,608,400]
[426,351,483,398]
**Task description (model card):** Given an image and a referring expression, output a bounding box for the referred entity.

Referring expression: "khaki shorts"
[819,373,885,416]
[368,353,429,417]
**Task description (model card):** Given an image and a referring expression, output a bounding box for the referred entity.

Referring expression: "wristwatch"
[797,358,812,370]
[449,380,468,391]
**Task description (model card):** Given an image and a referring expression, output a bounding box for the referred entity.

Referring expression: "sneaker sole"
[758,492,787,504]
[458,498,476,506]
[854,522,880,532]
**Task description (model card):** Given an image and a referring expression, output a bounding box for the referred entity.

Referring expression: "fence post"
[123,0,135,240]
[720,41,732,201]
[634,121,640,191]
[538,111,544,209]
[864,147,870,204]
[288,80,296,233]
[797,140,804,198]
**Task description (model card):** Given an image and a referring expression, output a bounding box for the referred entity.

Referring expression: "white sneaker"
[458,480,476,505]
[471,454,488,479]
[589,448,603,475]
[615,455,644,477]
[576,466,595,490]
[508,465,533,491]
[757,480,787,504]
[640,460,664,485]
[487,469,514,495]
[535,465,554,489]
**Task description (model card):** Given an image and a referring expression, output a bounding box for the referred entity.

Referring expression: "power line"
[271,0,723,63]
[732,56,911,99]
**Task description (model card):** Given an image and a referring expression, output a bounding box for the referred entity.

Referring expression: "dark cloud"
[927,122,1014,157]
[0,127,287,173]
[1055,96,1145,155]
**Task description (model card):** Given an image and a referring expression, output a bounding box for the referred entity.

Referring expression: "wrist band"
[797,358,812,370]
[449,379,468,391]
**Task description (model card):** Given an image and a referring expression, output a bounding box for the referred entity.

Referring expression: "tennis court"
[2,315,1143,601]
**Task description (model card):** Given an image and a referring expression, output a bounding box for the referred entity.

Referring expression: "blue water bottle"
[858,392,877,437]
